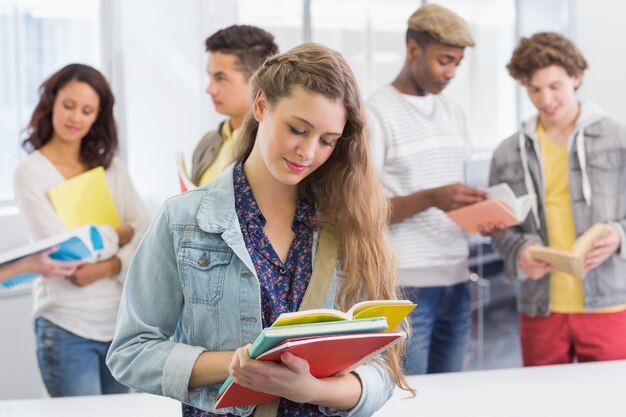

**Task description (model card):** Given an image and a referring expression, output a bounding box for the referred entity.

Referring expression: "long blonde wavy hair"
[232,43,414,394]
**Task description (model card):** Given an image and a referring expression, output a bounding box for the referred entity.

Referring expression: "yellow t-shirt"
[537,122,625,313]
[198,121,240,186]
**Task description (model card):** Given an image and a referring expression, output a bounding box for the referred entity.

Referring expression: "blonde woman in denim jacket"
[107,44,413,417]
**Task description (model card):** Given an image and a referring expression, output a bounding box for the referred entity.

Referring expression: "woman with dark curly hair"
[14,63,149,397]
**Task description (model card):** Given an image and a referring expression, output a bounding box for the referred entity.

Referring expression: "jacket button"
[198,255,209,267]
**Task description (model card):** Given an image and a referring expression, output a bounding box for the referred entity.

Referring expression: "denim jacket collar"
[196,163,237,233]
[194,163,259,274]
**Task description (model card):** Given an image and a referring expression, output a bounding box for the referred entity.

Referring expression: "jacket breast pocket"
[586,150,625,197]
[179,244,232,305]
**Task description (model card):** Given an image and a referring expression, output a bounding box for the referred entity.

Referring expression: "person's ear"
[407,38,423,61]
[252,90,267,122]
[572,75,582,90]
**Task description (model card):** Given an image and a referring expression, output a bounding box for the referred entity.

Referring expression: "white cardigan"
[14,151,149,342]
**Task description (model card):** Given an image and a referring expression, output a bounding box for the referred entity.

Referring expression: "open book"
[0,225,104,288]
[529,223,607,279]
[47,166,121,228]
[447,183,536,234]
[270,299,415,331]
[176,152,197,193]
[214,317,403,409]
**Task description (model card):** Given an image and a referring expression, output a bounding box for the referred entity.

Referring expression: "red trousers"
[520,310,626,366]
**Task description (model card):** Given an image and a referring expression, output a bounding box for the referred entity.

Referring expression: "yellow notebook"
[271,299,416,332]
[47,166,121,228]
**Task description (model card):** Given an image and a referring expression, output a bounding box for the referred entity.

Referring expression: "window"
[229,0,574,151]
[310,0,418,99]
[0,0,102,202]
[236,0,304,52]
[307,0,519,150]
[432,0,517,150]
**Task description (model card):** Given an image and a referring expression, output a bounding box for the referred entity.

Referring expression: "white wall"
[110,0,228,213]
[574,0,626,121]
[0,210,46,400]
[0,293,44,400]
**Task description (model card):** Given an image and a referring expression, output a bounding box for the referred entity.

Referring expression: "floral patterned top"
[182,161,325,417]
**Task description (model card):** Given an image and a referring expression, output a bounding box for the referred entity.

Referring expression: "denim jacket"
[106,164,395,416]
[489,102,626,316]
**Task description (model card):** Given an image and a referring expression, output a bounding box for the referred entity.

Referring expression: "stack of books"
[215,299,415,409]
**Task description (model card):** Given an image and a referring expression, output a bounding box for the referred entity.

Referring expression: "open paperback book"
[0,225,104,288]
[529,223,607,279]
[447,183,536,234]
[271,299,415,332]
[215,317,403,409]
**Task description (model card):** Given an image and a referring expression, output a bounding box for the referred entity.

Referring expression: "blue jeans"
[35,317,129,397]
[401,282,471,374]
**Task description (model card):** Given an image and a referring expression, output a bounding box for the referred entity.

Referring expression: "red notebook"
[214,331,404,409]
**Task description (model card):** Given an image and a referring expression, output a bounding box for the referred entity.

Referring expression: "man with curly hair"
[490,32,626,366]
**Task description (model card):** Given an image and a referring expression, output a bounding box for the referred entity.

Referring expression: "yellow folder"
[47,166,121,228]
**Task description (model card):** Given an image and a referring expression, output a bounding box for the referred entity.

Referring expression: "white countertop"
[0,392,180,417]
[1,360,623,417]
[374,360,624,417]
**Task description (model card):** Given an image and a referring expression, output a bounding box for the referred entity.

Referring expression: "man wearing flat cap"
[367,4,484,375]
